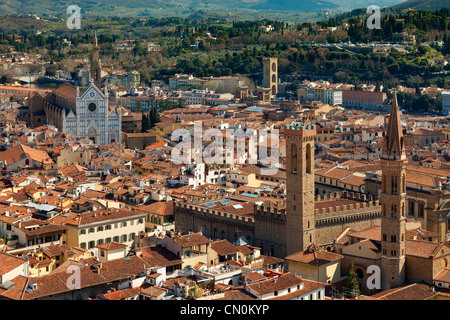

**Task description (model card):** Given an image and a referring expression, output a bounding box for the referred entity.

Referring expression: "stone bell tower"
[90,32,102,88]
[285,122,316,256]
[380,91,407,290]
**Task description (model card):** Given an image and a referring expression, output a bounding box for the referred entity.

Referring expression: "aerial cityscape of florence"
[0,0,448,313]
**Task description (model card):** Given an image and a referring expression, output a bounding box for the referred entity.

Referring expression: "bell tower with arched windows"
[380,91,407,290]
[285,122,316,256]
[90,32,102,88]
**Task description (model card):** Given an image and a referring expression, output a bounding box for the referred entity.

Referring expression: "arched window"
[391,176,397,193]
[213,229,218,239]
[306,143,312,174]
[391,204,397,217]
[291,144,298,173]
[221,230,226,239]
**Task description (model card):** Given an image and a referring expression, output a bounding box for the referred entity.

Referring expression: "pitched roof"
[172,232,210,248]
[0,253,27,276]
[96,242,127,251]
[0,144,53,165]
[140,245,183,268]
[53,82,77,101]
[246,272,303,296]
[370,283,437,300]
[285,243,343,266]
[434,268,450,283]
[210,240,240,256]
[406,240,448,259]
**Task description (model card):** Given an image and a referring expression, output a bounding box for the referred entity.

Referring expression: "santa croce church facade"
[25,36,121,145]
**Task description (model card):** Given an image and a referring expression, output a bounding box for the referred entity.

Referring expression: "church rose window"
[88,103,97,112]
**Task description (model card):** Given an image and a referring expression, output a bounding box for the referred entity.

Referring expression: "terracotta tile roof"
[0,255,154,300]
[0,253,27,276]
[237,244,255,255]
[434,268,450,283]
[52,82,77,101]
[267,278,328,300]
[370,283,437,300]
[210,240,240,256]
[0,144,53,165]
[139,283,168,298]
[140,245,183,268]
[243,272,267,282]
[406,171,445,187]
[221,288,258,300]
[259,255,284,267]
[172,232,210,248]
[96,241,127,251]
[406,240,448,259]
[246,272,303,296]
[347,226,381,242]
[65,208,146,226]
[138,201,173,216]
[285,244,343,266]
[97,287,140,300]
[340,174,366,187]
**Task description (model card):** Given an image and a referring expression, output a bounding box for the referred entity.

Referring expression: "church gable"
[108,109,118,118]
[432,243,450,260]
[66,109,76,118]
[79,82,105,101]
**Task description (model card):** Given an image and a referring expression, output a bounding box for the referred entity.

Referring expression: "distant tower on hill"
[263,57,278,97]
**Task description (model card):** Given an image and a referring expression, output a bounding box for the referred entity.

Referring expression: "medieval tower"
[285,122,316,256]
[90,33,102,88]
[380,91,407,290]
[263,57,278,97]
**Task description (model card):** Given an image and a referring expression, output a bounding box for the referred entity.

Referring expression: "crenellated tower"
[285,122,316,256]
[380,91,407,290]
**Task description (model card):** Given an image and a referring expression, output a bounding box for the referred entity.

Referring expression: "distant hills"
[0,0,446,19]
[391,0,450,11]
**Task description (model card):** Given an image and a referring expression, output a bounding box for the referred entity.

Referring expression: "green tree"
[346,262,360,298]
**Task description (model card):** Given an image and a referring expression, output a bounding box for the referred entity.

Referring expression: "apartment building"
[64,208,146,255]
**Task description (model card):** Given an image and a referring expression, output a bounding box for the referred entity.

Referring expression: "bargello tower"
[380,91,407,290]
[285,122,316,256]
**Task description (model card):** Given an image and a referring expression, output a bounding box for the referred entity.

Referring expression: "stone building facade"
[174,122,382,259]
[26,35,122,145]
